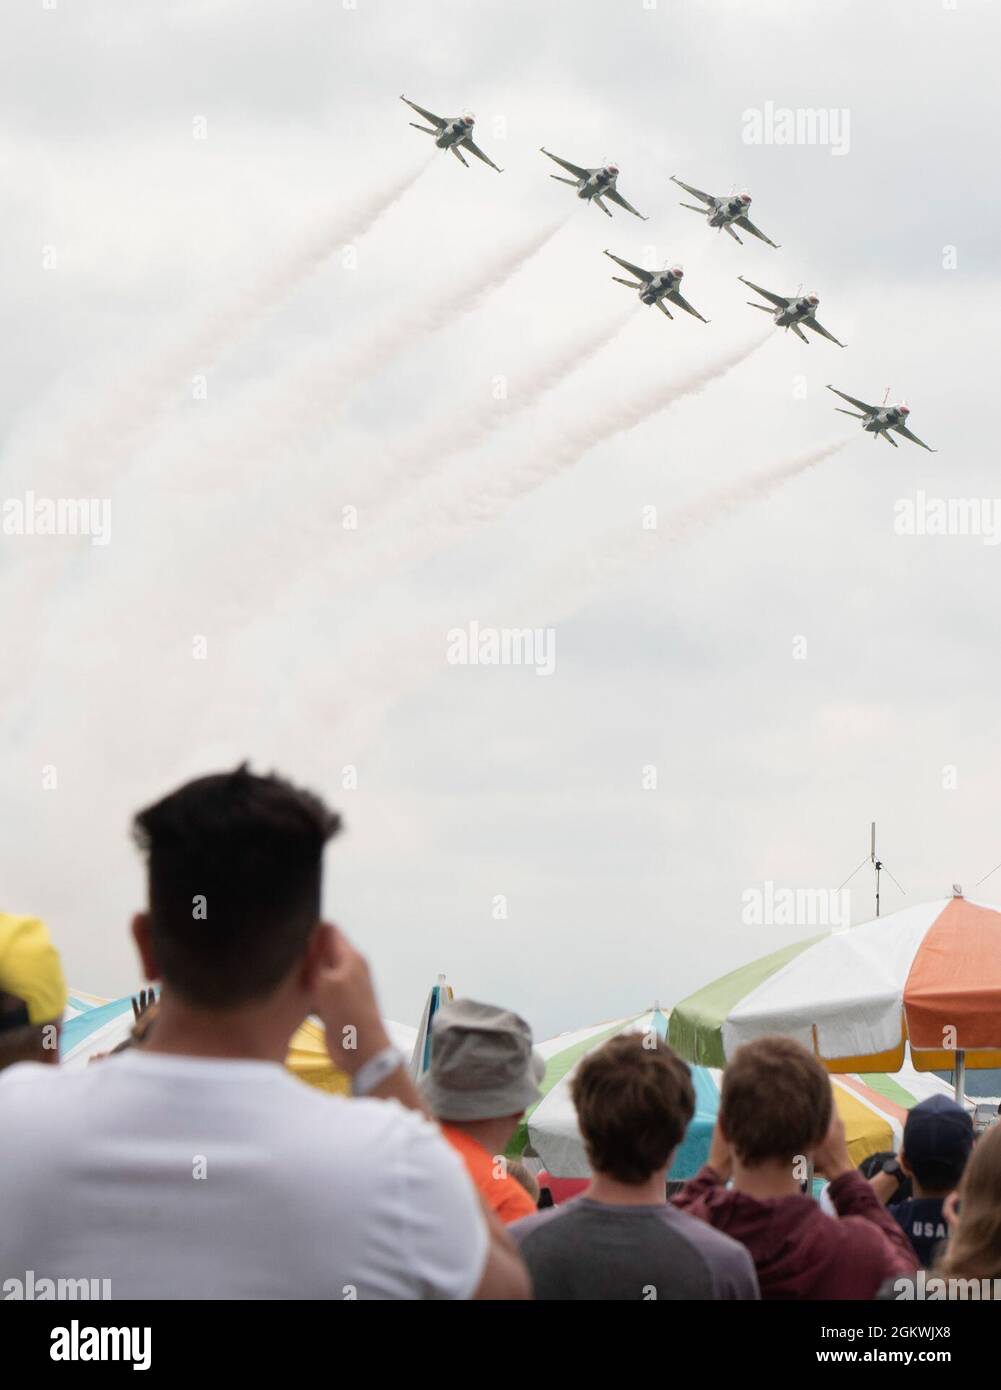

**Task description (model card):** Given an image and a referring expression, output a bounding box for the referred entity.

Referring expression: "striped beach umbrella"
[285,1016,418,1093]
[63,991,416,1091]
[64,990,107,1019]
[517,1007,710,1179]
[669,894,1001,1103]
[410,974,453,1080]
[61,991,159,1067]
[513,1008,966,1184]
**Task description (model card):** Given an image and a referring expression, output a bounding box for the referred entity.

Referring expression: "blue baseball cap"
[902,1095,974,1187]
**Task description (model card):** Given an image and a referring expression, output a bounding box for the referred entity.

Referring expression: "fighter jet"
[671,176,779,247]
[827,386,937,451]
[399,95,503,171]
[540,149,647,219]
[604,250,708,322]
[738,276,845,346]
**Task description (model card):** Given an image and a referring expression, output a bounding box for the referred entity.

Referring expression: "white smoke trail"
[460,331,772,520]
[203,215,570,475]
[665,436,849,539]
[327,331,770,590]
[503,437,851,623]
[246,335,778,733]
[17,159,431,497]
[374,308,632,495]
[0,217,570,717]
[0,162,434,668]
[340,216,569,383]
[303,437,849,753]
[236,159,433,322]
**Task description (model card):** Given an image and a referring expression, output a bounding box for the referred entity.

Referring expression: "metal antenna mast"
[870,821,905,916]
[838,822,905,918]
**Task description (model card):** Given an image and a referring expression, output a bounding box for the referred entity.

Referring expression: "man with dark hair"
[671,1035,920,1298]
[510,1032,759,1299]
[0,765,528,1300]
[869,1095,974,1265]
[131,765,341,1009]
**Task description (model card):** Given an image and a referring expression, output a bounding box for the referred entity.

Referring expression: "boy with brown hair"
[671,1035,919,1298]
[511,1032,759,1299]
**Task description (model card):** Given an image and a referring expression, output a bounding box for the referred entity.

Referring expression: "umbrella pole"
[954,1049,966,1106]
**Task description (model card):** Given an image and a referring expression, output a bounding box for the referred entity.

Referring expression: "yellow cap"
[0,914,68,1025]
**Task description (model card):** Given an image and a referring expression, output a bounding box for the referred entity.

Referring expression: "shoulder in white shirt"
[0,1051,487,1300]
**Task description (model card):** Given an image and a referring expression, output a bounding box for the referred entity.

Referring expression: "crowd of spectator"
[1,764,999,1300]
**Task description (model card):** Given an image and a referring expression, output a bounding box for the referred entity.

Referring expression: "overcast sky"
[1,0,999,1038]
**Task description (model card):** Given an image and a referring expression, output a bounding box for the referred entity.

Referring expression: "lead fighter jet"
[827,386,937,451]
[540,149,646,219]
[670,176,779,247]
[738,276,845,346]
[399,95,503,171]
[604,250,709,322]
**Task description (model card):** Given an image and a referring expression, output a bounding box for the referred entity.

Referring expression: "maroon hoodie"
[672,1166,919,1299]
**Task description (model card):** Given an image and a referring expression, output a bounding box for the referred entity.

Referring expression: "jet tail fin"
[549,175,578,185]
[611,276,643,288]
[408,123,437,135]
[834,408,866,419]
[679,202,706,214]
[746,302,773,313]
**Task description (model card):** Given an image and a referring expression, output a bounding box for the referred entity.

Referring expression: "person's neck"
[912,1181,951,1202]
[586,1172,666,1207]
[142,993,299,1065]
[731,1158,805,1201]
[445,1117,517,1158]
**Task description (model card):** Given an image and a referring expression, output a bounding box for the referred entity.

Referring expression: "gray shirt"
[511,1195,760,1301]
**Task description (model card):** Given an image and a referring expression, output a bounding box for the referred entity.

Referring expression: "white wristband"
[351,1045,403,1097]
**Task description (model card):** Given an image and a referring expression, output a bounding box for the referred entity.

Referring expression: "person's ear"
[943,1189,961,1227]
[898,1147,913,1177]
[132,913,159,981]
[300,921,336,993]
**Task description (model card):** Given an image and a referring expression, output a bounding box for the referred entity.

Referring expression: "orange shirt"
[441,1125,537,1225]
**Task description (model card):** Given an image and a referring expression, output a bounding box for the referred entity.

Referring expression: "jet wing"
[540,148,588,179]
[605,188,648,220]
[603,249,653,281]
[803,317,845,347]
[670,175,714,204]
[893,422,937,452]
[400,95,446,128]
[826,385,877,414]
[665,289,709,323]
[737,276,788,309]
[460,136,503,171]
[734,215,779,249]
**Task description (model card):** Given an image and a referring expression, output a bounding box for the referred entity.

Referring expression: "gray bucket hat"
[420,998,545,1122]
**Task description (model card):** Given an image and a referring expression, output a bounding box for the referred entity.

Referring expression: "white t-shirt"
[0,1051,488,1300]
